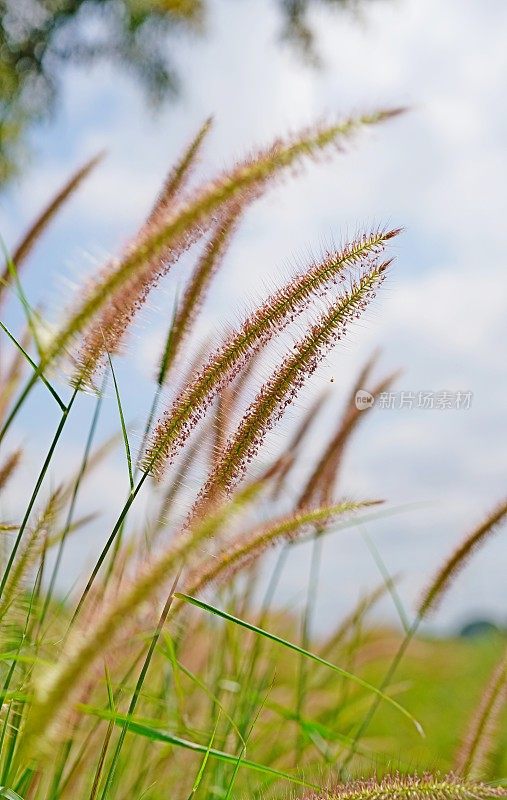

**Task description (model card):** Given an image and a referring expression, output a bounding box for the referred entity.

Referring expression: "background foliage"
[0,0,376,183]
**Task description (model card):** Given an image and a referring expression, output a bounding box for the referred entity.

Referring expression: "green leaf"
[78,706,318,791]
[106,350,134,492]
[175,594,424,737]
[0,319,65,412]
[187,711,220,799]
[0,238,44,359]
[0,786,25,800]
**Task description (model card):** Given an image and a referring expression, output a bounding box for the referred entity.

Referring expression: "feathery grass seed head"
[418,498,507,617]
[195,255,392,503]
[304,773,507,800]
[142,228,399,477]
[455,646,507,780]
[47,111,401,382]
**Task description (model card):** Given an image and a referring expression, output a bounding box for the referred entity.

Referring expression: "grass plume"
[0,153,104,306]
[180,499,381,601]
[193,254,392,508]
[21,485,260,758]
[46,110,401,384]
[161,198,246,375]
[0,448,21,490]
[143,228,398,477]
[298,355,400,508]
[455,646,507,780]
[0,489,61,621]
[143,117,213,227]
[418,498,507,617]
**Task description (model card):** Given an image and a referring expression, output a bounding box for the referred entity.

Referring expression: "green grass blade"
[0,319,66,411]
[0,786,24,800]
[106,350,133,492]
[79,706,319,791]
[98,577,181,800]
[175,594,424,736]
[359,524,411,634]
[187,711,220,799]
[40,373,106,632]
[0,387,79,601]
[0,373,37,446]
[159,632,246,745]
[88,666,116,800]
[0,239,44,358]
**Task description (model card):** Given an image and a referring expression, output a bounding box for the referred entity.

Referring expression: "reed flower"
[193,255,391,510]
[160,197,248,375]
[180,499,381,602]
[7,103,505,800]
[0,447,21,490]
[304,774,507,800]
[0,327,31,421]
[142,117,213,228]
[142,228,398,477]
[455,646,507,780]
[21,484,259,757]
[0,153,103,306]
[298,356,399,508]
[0,489,61,621]
[418,498,507,617]
[71,120,213,384]
[44,110,400,383]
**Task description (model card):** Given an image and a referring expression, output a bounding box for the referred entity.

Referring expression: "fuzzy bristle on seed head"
[0,152,104,307]
[298,356,400,509]
[182,499,381,600]
[141,227,399,478]
[71,159,257,386]
[418,497,507,617]
[0,448,22,490]
[70,121,216,385]
[48,111,401,382]
[455,646,507,780]
[190,255,391,513]
[72,225,201,386]
[156,194,258,380]
[303,773,507,800]
[145,116,213,227]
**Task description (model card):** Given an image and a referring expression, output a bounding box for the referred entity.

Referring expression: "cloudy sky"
[1,0,506,633]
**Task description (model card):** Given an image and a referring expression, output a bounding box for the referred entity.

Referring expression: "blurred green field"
[359,631,507,774]
[138,605,507,795]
